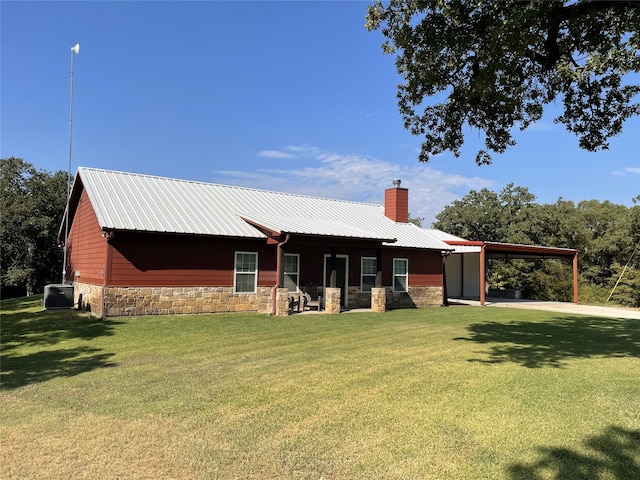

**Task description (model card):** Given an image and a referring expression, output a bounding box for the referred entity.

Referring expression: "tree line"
[433,183,640,307]
[2,157,638,307]
[1,158,68,298]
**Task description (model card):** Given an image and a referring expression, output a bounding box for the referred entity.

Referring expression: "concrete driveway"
[449,297,640,320]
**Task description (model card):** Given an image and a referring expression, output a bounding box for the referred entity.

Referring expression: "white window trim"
[284,253,300,292]
[361,256,377,293]
[234,251,258,294]
[393,258,408,292]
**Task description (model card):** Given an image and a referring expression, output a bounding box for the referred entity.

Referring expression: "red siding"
[405,249,443,287]
[68,199,443,291]
[283,243,327,287]
[285,243,442,288]
[381,249,442,287]
[107,233,277,287]
[67,189,107,285]
[106,236,441,289]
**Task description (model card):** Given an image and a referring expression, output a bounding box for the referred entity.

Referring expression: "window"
[235,252,257,293]
[393,258,408,292]
[284,254,300,292]
[361,257,377,292]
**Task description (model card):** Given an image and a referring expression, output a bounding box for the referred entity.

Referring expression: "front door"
[324,255,348,308]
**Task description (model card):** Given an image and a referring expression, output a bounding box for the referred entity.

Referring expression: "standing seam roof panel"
[74,167,452,249]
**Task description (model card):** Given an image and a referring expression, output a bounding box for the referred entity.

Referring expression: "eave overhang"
[445,240,578,259]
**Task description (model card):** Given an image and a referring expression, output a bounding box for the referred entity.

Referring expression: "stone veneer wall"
[324,287,342,314]
[74,281,105,318]
[73,282,442,318]
[349,285,442,310]
[98,286,273,317]
[387,286,443,308]
[349,287,370,309]
[370,288,386,312]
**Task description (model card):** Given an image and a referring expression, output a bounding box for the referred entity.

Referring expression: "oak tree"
[366,0,640,164]
[1,158,68,297]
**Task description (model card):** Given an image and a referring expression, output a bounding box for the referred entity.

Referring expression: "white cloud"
[258,150,296,159]
[526,121,555,131]
[217,145,493,226]
[611,166,640,176]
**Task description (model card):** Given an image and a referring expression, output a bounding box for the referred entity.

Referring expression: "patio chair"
[302,282,322,311]
[288,293,302,313]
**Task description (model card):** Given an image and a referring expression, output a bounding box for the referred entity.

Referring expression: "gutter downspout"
[271,233,290,316]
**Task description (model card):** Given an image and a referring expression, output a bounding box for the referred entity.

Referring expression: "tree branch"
[534,1,639,71]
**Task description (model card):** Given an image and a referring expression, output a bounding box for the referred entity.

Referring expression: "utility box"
[44,284,74,309]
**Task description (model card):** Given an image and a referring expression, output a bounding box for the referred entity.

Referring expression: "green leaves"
[1,158,68,296]
[433,183,640,305]
[366,0,640,164]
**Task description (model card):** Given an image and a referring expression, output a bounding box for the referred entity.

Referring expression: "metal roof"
[426,229,578,257]
[240,212,397,242]
[426,229,481,253]
[72,167,452,251]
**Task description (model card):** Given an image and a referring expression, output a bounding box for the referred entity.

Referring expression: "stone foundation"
[72,282,442,318]
[74,282,105,318]
[387,286,443,308]
[74,283,274,317]
[349,287,371,308]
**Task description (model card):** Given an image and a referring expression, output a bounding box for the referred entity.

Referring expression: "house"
[61,168,454,317]
[427,229,579,305]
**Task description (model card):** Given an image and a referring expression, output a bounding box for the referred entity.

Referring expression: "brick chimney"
[384,179,409,223]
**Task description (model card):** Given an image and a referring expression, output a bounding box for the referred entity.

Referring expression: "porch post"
[277,241,285,287]
[375,248,382,287]
[371,287,386,312]
[325,287,341,314]
[480,244,486,306]
[275,287,290,316]
[573,251,579,304]
[442,254,449,306]
[329,246,337,288]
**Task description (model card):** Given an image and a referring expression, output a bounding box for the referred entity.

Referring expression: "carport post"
[573,252,579,304]
[480,243,486,306]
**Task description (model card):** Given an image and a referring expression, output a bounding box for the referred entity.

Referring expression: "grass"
[1,296,639,479]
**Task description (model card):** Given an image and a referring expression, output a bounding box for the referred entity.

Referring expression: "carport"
[443,240,579,306]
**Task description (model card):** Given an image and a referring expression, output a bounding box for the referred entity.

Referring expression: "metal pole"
[62,44,79,283]
[573,251,579,304]
[480,244,486,306]
[606,242,638,303]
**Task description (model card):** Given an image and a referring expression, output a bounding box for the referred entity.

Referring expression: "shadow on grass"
[1,296,120,389]
[1,347,117,389]
[455,316,640,368]
[508,426,640,480]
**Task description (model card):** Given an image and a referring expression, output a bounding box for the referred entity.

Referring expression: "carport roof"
[445,240,578,259]
[427,229,578,258]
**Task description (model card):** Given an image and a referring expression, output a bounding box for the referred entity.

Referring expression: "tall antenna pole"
[62,43,79,284]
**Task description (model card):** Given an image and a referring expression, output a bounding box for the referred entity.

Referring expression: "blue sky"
[2,1,639,226]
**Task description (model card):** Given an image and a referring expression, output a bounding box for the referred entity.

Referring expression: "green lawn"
[2,296,639,479]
